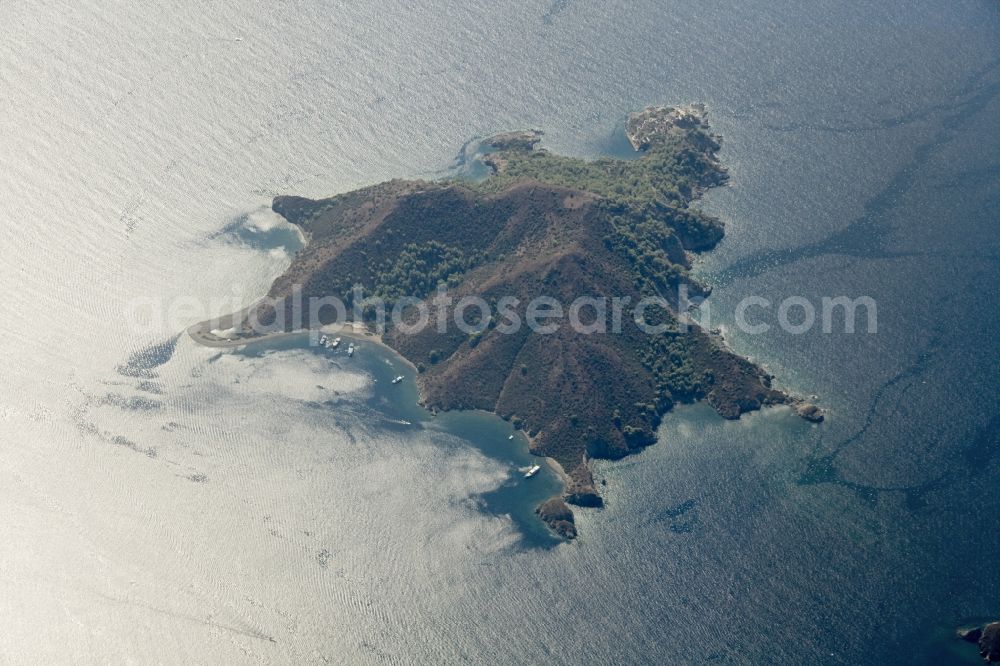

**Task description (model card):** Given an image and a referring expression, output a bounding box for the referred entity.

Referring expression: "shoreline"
[188,306,556,443]
[187,307,571,529]
[188,310,395,356]
[187,108,815,539]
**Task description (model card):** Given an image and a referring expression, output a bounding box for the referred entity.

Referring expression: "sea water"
[0,0,998,662]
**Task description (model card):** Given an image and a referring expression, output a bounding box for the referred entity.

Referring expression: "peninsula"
[216,106,815,537]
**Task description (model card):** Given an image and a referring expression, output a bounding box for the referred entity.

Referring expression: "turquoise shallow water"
[235,333,564,549]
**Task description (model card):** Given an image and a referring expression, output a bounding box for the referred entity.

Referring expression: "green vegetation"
[474,123,725,298]
[476,133,723,207]
[472,124,729,406]
[641,333,704,403]
[373,241,484,301]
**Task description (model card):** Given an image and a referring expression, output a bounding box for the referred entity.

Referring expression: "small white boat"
[209,327,238,340]
[391,375,403,384]
[507,434,514,440]
[319,335,328,345]
[347,344,355,357]
[331,337,342,348]
[524,465,541,478]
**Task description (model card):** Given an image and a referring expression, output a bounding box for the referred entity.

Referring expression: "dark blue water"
[168,2,1000,661]
[430,1,1000,662]
[562,1,1000,662]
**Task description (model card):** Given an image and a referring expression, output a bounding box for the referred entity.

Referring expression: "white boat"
[347,344,355,357]
[507,434,514,440]
[331,337,341,348]
[391,375,403,384]
[209,327,238,340]
[524,465,541,478]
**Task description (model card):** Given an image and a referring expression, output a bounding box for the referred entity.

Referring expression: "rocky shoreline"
[959,622,1000,662]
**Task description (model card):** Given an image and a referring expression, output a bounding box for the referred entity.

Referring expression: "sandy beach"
[186,306,416,368]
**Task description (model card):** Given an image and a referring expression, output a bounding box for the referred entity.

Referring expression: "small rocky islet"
[959,622,1000,663]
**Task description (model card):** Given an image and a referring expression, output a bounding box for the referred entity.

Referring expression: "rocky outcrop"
[536,498,577,539]
[564,463,604,508]
[796,403,825,423]
[958,621,1000,662]
[625,104,710,151]
[487,130,543,152]
[981,623,1000,662]
[959,627,984,643]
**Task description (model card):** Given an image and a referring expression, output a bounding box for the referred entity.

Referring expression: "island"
[200,106,820,538]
